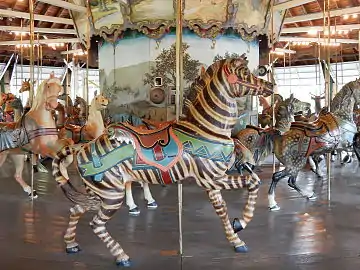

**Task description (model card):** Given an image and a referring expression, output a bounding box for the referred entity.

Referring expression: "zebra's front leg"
[140,182,158,209]
[207,190,248,253]
[206,173,261,253]
[90,198,131,267]
[64,205,87,253]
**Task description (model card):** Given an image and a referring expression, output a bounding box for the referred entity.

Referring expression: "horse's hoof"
[116,259,132,267]
[147,201,158,209]
[234,245,248,253]
[269,205,280,211]
[307,194,317,201]
[66,245,81,253]
[129,207,140,216]
[232,218,243,233]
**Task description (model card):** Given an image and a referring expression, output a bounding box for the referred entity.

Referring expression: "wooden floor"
[0,157,360,269]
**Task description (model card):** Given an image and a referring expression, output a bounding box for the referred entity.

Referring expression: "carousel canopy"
[70,0,285,43]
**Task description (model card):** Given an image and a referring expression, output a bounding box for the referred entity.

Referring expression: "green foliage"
[213,52,243,62]
[143,43,201,88]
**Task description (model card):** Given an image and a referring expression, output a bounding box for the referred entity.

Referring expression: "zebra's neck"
[178,79,238,140]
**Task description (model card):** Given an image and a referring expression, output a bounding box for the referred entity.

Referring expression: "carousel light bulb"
[324,30,329,35]
[343,30,349,34]
[352,14,358,19]
[331,30,336,35]
[343,14,349,19]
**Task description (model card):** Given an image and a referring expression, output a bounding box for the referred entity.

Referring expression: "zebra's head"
[220,55,274,98]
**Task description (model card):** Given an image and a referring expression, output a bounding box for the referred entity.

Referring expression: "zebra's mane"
[181,59,226,118]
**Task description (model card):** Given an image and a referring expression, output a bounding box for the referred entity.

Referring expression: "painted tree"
[143,43,201,88]
[213,52,243,62]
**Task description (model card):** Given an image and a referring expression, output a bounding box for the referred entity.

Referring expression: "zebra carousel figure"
[52,56,273,266]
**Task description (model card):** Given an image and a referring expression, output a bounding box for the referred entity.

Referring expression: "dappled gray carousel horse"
[266,79,360,211]
[51,56,274,266]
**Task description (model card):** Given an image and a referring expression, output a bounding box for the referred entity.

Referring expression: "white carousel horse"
[0,73,74,198]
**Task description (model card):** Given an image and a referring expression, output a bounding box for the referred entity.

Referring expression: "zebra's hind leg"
[64,204,87,253]
[206,173,261,253]
[90,198,131,267]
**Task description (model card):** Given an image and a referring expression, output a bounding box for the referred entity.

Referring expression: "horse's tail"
[52,145,100,208]
[254,129,276,164]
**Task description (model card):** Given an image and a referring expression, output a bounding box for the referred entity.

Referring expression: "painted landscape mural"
[99,30,259,127]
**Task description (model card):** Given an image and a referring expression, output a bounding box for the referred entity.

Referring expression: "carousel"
[0,0,359,269]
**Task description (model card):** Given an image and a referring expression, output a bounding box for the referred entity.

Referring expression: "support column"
[175,0,184,257]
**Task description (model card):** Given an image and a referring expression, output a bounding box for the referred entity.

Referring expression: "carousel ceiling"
[0,0,359,68]
[273,0,360,66]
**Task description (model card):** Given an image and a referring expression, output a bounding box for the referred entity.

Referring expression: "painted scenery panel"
[184,0,227,23]
[130,0,174,23]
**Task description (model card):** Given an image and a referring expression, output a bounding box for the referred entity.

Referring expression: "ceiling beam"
[279,36,359,43]
[37,0,87,13]
[284,6,360,24]
[274,0,316,11]
[0,26,77,35]
[0,9,74,25]
[282,24,360,33]
[0,38,80,46]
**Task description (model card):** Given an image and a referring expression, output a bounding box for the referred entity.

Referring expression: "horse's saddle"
[246,125,273,135]
[290,110,339,138]
[64,124,85,144]
[113,122,183,172]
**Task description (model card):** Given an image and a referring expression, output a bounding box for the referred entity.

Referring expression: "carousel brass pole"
[270,0,276,173]
[324,0,331,202]
[175,0,184,257]
[29,0,35,201]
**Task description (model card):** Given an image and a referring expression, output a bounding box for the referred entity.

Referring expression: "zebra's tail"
[52,145,100,209]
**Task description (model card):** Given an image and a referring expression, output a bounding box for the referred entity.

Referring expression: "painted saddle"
[108,122,183,172]
[290,109,340,138]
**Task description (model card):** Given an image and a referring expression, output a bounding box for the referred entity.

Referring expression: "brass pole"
[270,0,276,173]
[85,5,91,116]
[175,0,184,257]
[324,0,331,202]
[29,0,35,201]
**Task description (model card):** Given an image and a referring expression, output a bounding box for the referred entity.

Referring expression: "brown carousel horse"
[257,94,284,128]
[263,79,360,211]
[58,93,82,125]
[74,96,88,126]
[51,57,273,266]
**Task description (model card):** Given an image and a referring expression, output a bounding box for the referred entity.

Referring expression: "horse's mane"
[29,77,62,112]
[330,79,360,112]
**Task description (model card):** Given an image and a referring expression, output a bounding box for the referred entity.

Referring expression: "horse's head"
[10,97,23,111]
[31,73,63,111]
[275,94,297,131]
[19,79,33,93]
[0,93,15,106]
[291,95,311,116]
[221,55,273,98]
[93,94,109,111]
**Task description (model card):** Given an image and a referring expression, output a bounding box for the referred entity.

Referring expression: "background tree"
[143,43,201,88]
[213,52,243,62]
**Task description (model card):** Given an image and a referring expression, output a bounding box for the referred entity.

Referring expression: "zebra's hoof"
[269,205,281,211]
[232,218,243,233]
[116,259,132,267]
[129,207,140,216]
[147,201,158,209]
[66,245,81,253]
[234,245,248,253]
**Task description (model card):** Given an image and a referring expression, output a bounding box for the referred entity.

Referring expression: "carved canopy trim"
[88,0,283,43]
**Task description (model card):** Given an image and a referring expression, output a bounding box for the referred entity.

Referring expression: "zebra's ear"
[94,90,98,96]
